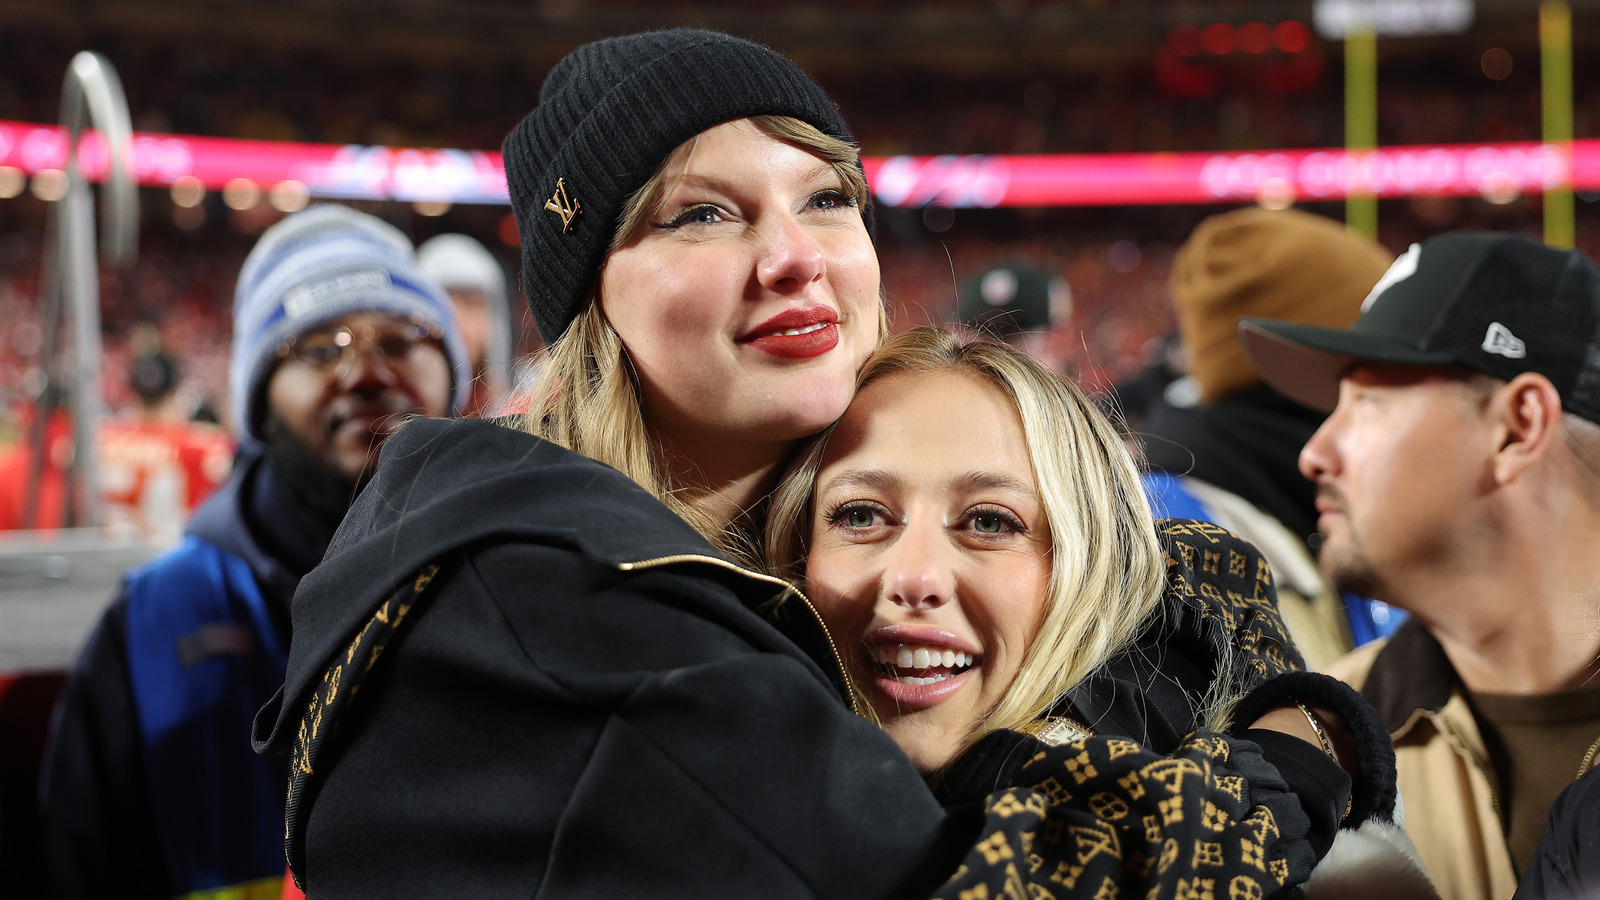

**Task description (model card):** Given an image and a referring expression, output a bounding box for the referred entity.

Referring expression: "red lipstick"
[739,307,839,359]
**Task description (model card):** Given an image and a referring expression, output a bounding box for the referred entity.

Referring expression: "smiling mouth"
[769,322,829,337]
[867,643,978,686]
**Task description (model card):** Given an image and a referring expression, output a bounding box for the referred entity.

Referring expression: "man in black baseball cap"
[1240,231,1600,900]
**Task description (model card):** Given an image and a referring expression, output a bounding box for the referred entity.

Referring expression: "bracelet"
[1295,702,1339,766]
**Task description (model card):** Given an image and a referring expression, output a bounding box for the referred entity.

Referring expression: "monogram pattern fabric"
[282,563,443,888]
[934,731,1312,900]
[1158,519,1303,690]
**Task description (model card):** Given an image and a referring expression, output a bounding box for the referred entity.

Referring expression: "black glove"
[1060,517,1305,754]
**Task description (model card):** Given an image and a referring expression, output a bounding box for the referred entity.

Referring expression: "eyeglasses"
[277,318,444,374]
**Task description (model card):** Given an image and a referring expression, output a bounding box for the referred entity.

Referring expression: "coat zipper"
[617,553,860,716]
[1580,733,1600,779]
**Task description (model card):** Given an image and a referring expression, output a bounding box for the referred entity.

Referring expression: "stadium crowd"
[1,11,1599,900]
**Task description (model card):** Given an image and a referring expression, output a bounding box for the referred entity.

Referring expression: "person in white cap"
[417,233,515,415]
[1241,230,1600,900]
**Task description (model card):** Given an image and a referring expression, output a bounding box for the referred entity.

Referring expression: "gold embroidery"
[1201,800,1230,832]
[1106,739,1142,760]
[1192,839,1225,868]
[1088,791,1130,821]
[977,831,1015,865]
[1268,858,1290,884]
[991,793,1030,819]
[1239,839,1265,871]
[1228,875,1264,900]
[1071,821,1121,864]
[544,178,581,233]
[1064,750,1099,784]
[1050,860,1085,888]
[1157,837,1181,872]
[1038,776,1072,805]
[413,563,438,592]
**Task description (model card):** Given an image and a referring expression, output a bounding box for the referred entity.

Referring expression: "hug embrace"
[253,28,1424,898]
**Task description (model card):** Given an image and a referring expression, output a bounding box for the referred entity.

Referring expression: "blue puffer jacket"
[39,451,323,899]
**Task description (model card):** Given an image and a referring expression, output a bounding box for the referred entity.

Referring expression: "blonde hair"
[514,115,878,562]
[766,326,1166,742]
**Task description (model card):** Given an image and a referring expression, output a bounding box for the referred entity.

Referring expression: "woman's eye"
[661,204,723,228]
[810,190,856,211]
[825,502,887,533]
[964,507,1025,537]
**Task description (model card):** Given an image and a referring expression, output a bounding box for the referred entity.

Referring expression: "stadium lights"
[0,118,1592,210]
[1171,21,1314,57]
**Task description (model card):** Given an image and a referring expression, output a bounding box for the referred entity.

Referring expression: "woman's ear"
[1490,372,1564,486]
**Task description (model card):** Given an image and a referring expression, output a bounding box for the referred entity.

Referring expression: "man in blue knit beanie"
[39,205,465,898]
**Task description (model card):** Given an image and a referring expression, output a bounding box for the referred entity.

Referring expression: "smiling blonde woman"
[766,327,1166,772]
[256,30,1413,900]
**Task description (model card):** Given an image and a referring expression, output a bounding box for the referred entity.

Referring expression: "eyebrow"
[659,160,840,201]
[816,468,1034,497]
[952,471,1033,495]
[818,468,899,497]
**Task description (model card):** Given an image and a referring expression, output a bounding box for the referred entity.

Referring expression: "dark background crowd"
[5,0,1600,434]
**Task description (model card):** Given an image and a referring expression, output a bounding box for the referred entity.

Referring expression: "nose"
[755,212,826,293]
[1299,410,1341,483]
[881,521,955,612]
[335,341,400,391]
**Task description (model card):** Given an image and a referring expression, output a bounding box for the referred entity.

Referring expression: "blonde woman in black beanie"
[254,30,1400,899]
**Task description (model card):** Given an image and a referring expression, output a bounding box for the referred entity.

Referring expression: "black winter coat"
[254,417,1331,899]
[1514,765,1600,899]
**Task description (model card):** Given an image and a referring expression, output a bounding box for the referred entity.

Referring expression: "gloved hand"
[1059,517,1305,754]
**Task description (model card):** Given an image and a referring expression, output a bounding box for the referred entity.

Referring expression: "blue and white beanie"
[229,204,470,446]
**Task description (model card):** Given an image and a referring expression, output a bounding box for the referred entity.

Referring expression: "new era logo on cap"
[1481,322,1527,359]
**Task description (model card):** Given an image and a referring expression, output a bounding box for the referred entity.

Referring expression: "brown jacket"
[1328,622,1515,900]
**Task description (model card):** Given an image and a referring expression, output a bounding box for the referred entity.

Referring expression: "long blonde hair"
[766,326,1165,740]
[514,115,879,562]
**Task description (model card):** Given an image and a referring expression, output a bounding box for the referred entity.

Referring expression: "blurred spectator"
[1242,232,1600,900]
[954,260,1071,365]
[1139,207,1395,669]
[0,356,232,541]
[37,205,467,899]
[98,350,234,546]
[417,233,515,416]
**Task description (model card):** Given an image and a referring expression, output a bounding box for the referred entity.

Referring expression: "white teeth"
[778,322,827,336]
[876,644,976,670]
[893,673,952,686]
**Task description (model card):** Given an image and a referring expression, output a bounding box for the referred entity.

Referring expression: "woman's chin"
[869,677,979,775]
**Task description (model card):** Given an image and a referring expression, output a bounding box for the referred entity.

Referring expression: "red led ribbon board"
[2,119,1594,208]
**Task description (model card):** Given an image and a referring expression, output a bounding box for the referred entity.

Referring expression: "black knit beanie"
[503,29,868,344]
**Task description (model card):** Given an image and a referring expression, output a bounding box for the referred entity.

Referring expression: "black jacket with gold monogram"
[253,416,1347,899]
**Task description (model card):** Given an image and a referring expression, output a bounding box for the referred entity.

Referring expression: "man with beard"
[38,205,467,899]
[1240,232,1600,900]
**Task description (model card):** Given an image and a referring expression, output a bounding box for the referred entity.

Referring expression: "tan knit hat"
[1169,207,1393,403]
